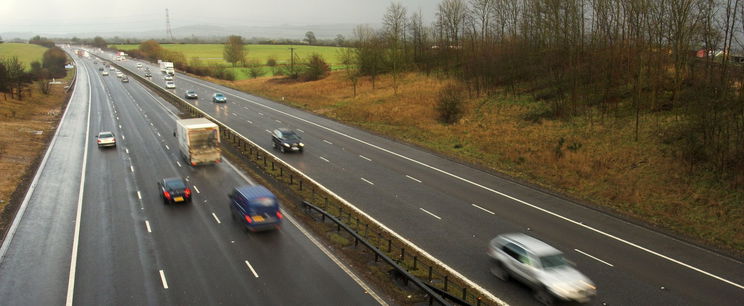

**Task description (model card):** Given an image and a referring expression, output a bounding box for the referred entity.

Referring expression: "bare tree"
[383,2,409,94]
[223,35,246,67]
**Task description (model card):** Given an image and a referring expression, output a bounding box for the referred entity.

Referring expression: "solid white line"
[319,156,329,162]
[193,185,200,194]
[244,260,259,278]
[361,178,374,185]
[575,249,614,267]
[472,203,496,215]
[145,220,152,233]
[165,144,170,150]
[297,129,304,133]
[137,191,142,200]
[212,212,221,224]
[419,208,442,220]
[359,155,371,161]
[176,160,182,167]
[323,140,333,145]
[159,270,169,289]
[406,175,422,183]
[65,61,92,306]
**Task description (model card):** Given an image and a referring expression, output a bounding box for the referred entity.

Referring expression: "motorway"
[0,51,382,305]
[107,53,744,305]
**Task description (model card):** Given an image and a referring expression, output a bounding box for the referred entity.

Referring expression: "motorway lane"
[114,55,744,305]
[0,56,89,305]
[72,56,381,305]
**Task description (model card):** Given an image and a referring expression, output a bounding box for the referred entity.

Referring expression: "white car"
[102,71,109,76]
[164,74,173,81]
[136,63,143,68]
[165,81,176,89]
[96,131,116,148]
[116,72,123,78]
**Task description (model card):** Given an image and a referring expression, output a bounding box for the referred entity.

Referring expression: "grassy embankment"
[0,44,72,232]
[200,71,743,255]
[0,43,48,69]
[111,44,346,80]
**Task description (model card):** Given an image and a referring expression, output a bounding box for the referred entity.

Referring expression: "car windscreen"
[539,254,567,269]
[165,180,186,190]
[99,132,114,138]
[283,133,300,142]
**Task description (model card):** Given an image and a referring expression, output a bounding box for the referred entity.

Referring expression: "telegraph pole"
[289,47,296,75]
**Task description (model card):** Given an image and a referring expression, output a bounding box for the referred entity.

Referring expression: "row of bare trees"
[344,0,744,182]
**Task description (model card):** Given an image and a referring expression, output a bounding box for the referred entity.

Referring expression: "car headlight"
[299,143,304,147]
[283,143,290,147]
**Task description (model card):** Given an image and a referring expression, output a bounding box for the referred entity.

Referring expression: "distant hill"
[0,23,365,41]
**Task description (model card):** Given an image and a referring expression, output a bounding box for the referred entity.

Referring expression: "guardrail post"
[289,174,293,185]
[400,248,405,262]
[388,239,392,253]
[299,179,303,191]
[462,288,467,300]
[428,266,433,281]
[413,255,417,269]
[444,276,448,291]
[271,161,275,171]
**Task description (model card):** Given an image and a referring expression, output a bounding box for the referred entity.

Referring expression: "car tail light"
[97,139,101,143]
[163,191,171,200]
[244,215,253,223]
[191,161,196,166]
[276,211,283,219]
[184,188,191,197]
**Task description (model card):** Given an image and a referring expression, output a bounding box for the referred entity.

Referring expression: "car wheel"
[280,146,285,153]
[272,141,276,149]
[534,287,555,306]
[490,262,510,281]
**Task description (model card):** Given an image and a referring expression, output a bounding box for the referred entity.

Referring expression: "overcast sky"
[0,0,439,34]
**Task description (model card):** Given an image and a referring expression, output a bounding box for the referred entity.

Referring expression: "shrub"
[300,54,330,81]
[436,84,465,124]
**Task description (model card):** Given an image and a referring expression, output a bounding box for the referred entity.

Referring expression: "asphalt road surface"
[106,52,744,306]
[0,51,382,306]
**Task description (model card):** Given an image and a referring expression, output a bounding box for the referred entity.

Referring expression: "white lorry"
[160,61,175,75]
[175,118,221,166]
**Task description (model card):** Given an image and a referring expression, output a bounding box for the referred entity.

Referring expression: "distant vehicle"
[212,93,227,103]
[102,70,109,76]
[144,71,152,77]
[488,233,597,305]
[116,71,123,78]
[109,66,116,71]
[96,131,116,148]
[185,90,198,99]
[175,118,221,166]
[229,185,282,232]
[157,177,192,204]
[271,128,304,153]
[159,61,174,75]
[164,74,173,81]
[121,76,129,83]
[136,63,143,68]
[98,67,104,71]
[165,81,176,89]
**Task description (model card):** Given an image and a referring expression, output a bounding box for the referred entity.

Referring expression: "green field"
[0,43,48,70]
[112,43,346,66]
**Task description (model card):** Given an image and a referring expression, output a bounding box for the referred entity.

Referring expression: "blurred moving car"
[488,233,596,305]
[102,70,109,76]
[184,90,198,99]
[271,128,304,153]
[229,185,282,232]
[212,93,227,103]
[96,131,116,148]
[136,63,143,68]
[157,177,192,204]
[164,74,174,81]
[121,76,129,83]
[144,71,152,77]
[165,81,176,89]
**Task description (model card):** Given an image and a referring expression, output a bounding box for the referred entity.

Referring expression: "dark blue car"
[229,185,282,232]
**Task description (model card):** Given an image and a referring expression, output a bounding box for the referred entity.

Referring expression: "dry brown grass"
[203,71,743,255]
[0,83,68,217]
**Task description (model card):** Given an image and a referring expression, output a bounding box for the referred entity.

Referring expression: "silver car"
[488,233,596,304]
[96,131,116,148]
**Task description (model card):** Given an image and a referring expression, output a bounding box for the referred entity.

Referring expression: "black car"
[271,128,304,153]
[185,90,198,99]
[157,177,192,204]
